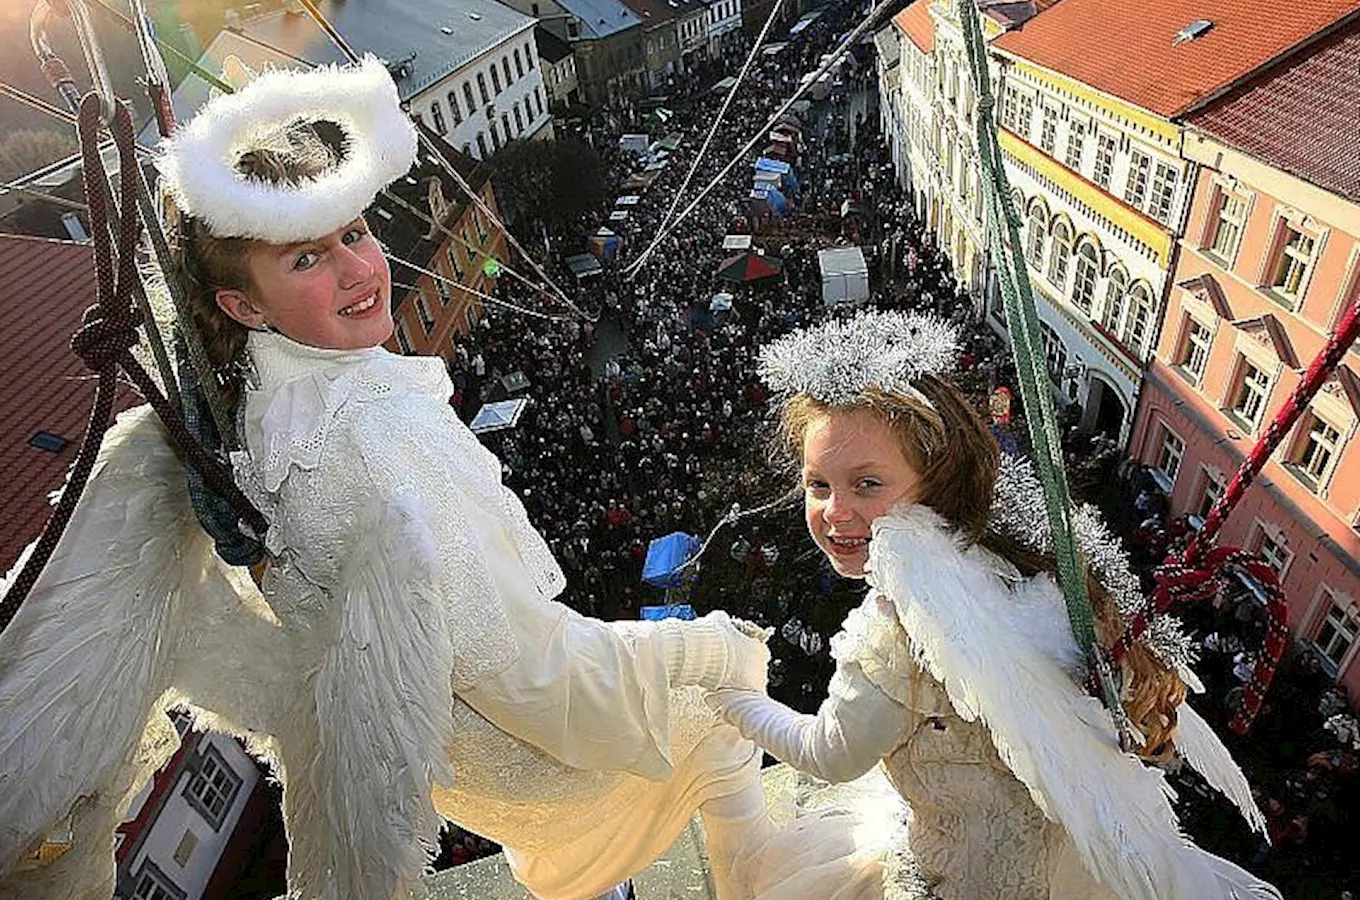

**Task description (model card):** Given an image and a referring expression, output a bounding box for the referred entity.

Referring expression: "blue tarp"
[640,604,698,621]
[642,532,701,588]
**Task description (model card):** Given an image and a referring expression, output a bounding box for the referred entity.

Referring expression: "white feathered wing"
[0,407,227,898]
[867,505,1281,900]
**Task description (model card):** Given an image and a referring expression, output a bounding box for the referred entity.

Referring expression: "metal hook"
[30,0,118,124]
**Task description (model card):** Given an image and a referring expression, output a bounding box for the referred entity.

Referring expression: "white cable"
[623,0,895,279]
[667,486,802,578]
[385,252,581,321]
[651,0,786,240]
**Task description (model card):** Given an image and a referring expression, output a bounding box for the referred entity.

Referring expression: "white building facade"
[704,0,743,55]
[415,22,555,161]
[991,54,1194,439]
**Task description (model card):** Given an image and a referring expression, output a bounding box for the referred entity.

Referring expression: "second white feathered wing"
[0,407,228,898]
[867,505,1280,900]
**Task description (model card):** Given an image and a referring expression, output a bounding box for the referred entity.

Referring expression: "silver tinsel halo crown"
[991,455,1198,679]
[758,310,961,407]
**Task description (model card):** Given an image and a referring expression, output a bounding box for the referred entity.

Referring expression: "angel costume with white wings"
[712,502,1283,900]
[0,56,885,900]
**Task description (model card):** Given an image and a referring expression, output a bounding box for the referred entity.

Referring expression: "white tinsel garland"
[991,455,1197,676]
[758,310,960,407]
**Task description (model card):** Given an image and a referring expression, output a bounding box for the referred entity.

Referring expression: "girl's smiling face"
[801,407,924,578]
[214,217,393,350]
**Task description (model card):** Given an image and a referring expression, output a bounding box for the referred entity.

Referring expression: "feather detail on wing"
[867,504,1281,900]
[1175,701,1268,838]
[0,407,199,886]
[308,488,457,900]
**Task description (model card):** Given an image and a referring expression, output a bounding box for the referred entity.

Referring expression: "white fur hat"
[157,54,418,243]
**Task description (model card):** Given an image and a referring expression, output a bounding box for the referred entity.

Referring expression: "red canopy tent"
[717,251,784,283]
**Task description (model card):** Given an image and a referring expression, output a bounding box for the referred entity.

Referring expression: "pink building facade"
[1128,25,1360,700]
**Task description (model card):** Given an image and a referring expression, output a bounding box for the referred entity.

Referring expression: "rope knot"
[71,303,143,372]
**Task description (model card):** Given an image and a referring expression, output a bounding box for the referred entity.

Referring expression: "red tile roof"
[894,0,934,54]
[1189,21,1360,202]
[0,234,139,571]
[993,0,1360,117]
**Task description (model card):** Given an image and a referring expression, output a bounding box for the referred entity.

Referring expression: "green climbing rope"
[957,0,1130,733]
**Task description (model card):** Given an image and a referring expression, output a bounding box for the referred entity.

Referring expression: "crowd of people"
[433,1,1354,896]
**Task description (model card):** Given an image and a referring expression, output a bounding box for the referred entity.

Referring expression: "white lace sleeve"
[829,593,919,708]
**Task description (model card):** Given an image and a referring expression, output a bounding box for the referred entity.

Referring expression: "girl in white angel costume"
[707,310,1286,900]
[0,59,882,900]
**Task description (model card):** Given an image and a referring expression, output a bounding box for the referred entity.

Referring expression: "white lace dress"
[230,331,886,900]
[713,505,1281,900]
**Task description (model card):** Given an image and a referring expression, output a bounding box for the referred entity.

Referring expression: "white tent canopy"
[818,246,870,306]
[470,398,529,434]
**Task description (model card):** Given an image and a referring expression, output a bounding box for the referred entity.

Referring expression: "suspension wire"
[0,179,88,211]
[294,0,594,323]
[378,186,564,300]
[0,79,78,125]
[652,0,785,240]
[623,0,896,280]
[84,0,235,94]
[667,486,802,578]
[384,252,581,321]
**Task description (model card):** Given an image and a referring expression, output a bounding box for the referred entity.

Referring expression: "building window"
[527,42,536,69]
[1149,162,1178,225]
[1178,317,1212,382]
[1102,267,1128,333]
[1093,133,1116,190]
[1153,424,1185,489]
[513,103,524,134]
[1253,526,1293,578]
[1047,220,1072,291]
[433,274,451,306]
[1290,411,1343,489]
[448,245,465,281]
[1229,358,1271,428]
[1124,150,1151,208]
[1209,192,1246,262]
[395,322,413,354]
[415,294,436,334]
[475,132,488,158]
[1025,205,1047,269]
[475,208,489,242]
[1039,104,1057,154]
[502,113,512,143]
[1015,89,1034,137]
[1269,224,1316,305]
[477,73,490,104]
[430,100,447,134]
[514,48,524,78]
[491,66,502,95]
[183,746,241,831]
[1313,589,1359,673]
[1195,469,1225,519]
[447,91,462,125]
[131,861,185,900]
[1001,84,1019,130]
[503,57,513,87]
[463,82,477,116]
[490,124,501,151]
[1071,240,1099,313]
[1040,322,1067,386]
[1124,282,1154,356]
[1064,120,1085,170]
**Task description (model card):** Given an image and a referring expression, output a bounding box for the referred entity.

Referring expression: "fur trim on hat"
[157,55,417,243]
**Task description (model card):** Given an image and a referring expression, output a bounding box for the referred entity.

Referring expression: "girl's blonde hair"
[779,375,1185,760]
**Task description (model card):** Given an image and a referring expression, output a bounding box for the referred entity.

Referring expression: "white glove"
[707,664,911,783]
[659,611,771,691]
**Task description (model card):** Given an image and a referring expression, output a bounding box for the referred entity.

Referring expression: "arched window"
[1125,282,1155,356]
[1026,204,1048,269]
[1071,239,1100,313]
[430,100,447,134]
[1047,219,1072,290]
[1102,267,1128,333]
[1040,321,1067,385]
[447,91,462,125]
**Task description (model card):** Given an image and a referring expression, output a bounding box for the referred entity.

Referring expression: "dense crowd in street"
[432,2,1356,895]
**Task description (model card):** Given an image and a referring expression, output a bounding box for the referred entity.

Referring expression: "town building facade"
[1128,20,1360,699]
[504,0,648,104]
[536,26,581,110]
[703,0,743,56]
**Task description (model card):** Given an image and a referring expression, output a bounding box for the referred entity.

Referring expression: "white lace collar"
[240,330,452,494]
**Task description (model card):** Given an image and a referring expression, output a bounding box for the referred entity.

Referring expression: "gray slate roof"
[238,0,537,99]
[553,0,644,40]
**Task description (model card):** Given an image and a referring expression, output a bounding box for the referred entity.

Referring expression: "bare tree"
[0,129,78,183]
